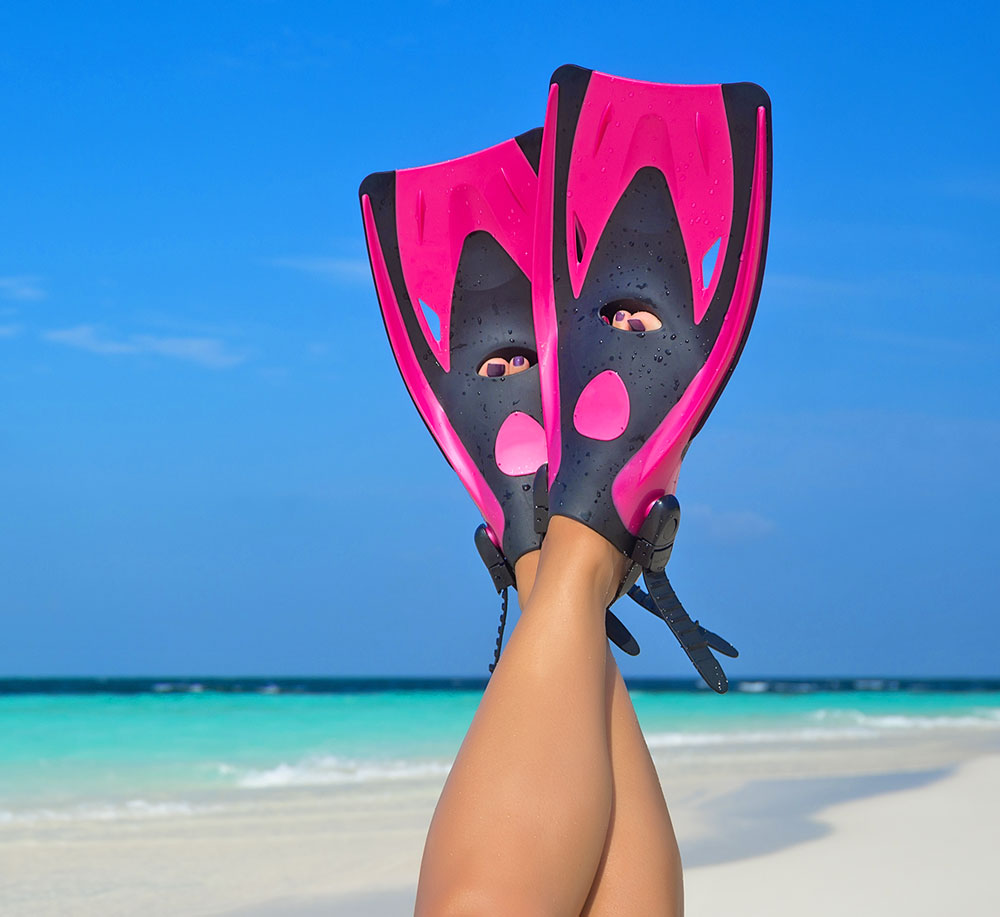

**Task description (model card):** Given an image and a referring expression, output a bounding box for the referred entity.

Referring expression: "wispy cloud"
[0,276,45,301]
[686,504,777,543]
[0,324,22,338]
[42,325,247,369]
[271,255,370,284]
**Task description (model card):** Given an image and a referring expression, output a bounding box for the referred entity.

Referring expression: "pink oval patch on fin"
[495,411,547,476]
[573,370,630,441]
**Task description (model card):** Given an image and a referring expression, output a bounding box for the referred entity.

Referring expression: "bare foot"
[603,306,663,333]
[477,354,533,377]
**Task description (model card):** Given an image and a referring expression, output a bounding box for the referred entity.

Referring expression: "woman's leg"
[508,573,683,916]
[415,516,627,916]
[581,650,684,916]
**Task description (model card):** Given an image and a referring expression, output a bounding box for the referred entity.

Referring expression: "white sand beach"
[2,730,998,916]
[684,752,1000,916]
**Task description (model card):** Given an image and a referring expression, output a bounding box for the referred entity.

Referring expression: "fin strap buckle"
[630,495,681,572]
[474,524,515,593]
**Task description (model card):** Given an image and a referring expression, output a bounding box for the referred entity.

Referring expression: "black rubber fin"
[532,463,549,536]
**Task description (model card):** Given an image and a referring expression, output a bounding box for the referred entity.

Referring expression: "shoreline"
[2,729,996,916]
[218,752,997,917]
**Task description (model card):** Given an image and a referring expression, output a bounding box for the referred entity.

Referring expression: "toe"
[630,310,661,331]
[507,354,530,375]
[611,309,632,331]
[479,357,509,377]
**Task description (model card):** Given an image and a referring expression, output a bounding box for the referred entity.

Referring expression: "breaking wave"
[226,756,453,789]
[0,799,217,825]
[644,706,1000,749]
[808,708,1000,730]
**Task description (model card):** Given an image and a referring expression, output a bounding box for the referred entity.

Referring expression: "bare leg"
[415,517,627,916]
[581,650,684,916]
[511,573,683,915]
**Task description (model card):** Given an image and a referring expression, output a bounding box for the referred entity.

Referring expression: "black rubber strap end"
[640,570,734,695]
[605,609,640,656]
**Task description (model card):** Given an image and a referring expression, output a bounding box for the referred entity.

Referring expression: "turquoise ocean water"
[2,679,999,824]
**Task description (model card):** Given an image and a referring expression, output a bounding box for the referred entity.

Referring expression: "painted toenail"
[511,355,526,367]
[614,310,626,323]
[486,363,505,377]
[628,318,645,332]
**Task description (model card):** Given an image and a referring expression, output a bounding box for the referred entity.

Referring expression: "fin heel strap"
[532,476,740,691]
[475,522,642,671]
[633,572,738,694]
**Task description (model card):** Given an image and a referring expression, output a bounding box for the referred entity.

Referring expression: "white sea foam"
[230,755,452,789]
[0,799,217,826]
[808,708,1000,730]
[644,726,878,749]
[644,707,1000,750]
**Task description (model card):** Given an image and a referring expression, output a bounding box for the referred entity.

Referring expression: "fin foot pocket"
[475,520,642,668]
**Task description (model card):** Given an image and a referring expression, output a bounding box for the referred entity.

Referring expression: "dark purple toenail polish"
[512,355,526,367]
[486,362,505,377]
[628,318,645,332]
[614,310,626,323]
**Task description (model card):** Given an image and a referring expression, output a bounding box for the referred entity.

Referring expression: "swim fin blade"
[361,131,641,666]
[360,129,548,570]
[532,65,772,559]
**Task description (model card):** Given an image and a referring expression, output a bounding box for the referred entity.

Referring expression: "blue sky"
[1,1,997,677]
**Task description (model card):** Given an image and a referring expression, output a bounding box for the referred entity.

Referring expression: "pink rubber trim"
[494,411,547,476]
[611,105,769,534]
[532,83,562,488]
[565,73,735,325]
[573,370,630,441]
[394,139,538,374]
[362,193,505,540]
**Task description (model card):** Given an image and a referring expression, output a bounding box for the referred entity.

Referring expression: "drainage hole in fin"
[701,238,721,290]
[573,213,587,263]
[418,299,442,342]
[600,300,663,333]
[477,346,537,378]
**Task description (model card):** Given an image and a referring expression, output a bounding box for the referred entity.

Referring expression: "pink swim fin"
[531,65,773,691]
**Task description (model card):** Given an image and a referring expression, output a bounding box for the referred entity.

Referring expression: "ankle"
[513,550,541,604]
[539,515,629,607]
